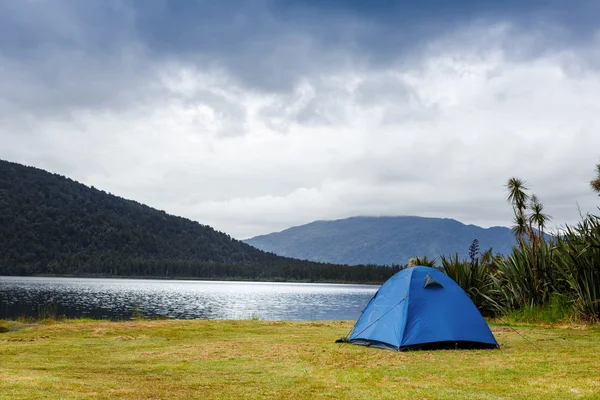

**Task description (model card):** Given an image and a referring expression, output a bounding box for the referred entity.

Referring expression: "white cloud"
[1,23,600,238]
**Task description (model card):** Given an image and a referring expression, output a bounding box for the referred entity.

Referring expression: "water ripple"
[0,276,379,320]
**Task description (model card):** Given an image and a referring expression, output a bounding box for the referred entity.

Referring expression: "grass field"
[1,319,599,399]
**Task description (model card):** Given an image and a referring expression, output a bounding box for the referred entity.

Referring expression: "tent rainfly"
[347,266,499,351]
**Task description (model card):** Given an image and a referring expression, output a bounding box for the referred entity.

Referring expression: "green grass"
[1,320,599,399]
[503,294,573,324]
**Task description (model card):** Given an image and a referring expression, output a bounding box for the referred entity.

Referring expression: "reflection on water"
[0,276,378,320]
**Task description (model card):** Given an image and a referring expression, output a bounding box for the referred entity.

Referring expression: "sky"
[1,0,599,239]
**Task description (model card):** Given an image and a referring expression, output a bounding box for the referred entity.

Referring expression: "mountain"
[0,160,394,283]
[245,216,517,266]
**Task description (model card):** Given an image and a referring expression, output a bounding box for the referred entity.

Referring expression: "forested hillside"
[0,160,395,283]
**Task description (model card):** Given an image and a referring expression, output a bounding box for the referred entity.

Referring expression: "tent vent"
[424,274,443,289]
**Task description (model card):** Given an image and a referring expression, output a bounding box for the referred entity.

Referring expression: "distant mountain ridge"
[245,216,517,266]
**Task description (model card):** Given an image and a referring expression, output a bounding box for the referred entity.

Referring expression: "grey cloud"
[355,77,412,106]
[1,0,599,126]
[176,88,249,138]
[0,1,158,132]
[258,71,441,132]
[0,50,156,118]
[355,75,442,124]
[4,0,597,102]
[259,80,351,132]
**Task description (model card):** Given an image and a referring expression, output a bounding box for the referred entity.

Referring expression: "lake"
[0,276,379,321]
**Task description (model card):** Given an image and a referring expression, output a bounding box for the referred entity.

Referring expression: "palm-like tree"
[506,178,552,300]
[512,214,528,238]
[529,195,551,238]
[506,177,529,212]
[528,195,551,295]
[506,177,530,247]
[591,163,600,195]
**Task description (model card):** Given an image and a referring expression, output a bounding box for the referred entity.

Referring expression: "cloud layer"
[1,1,599,238]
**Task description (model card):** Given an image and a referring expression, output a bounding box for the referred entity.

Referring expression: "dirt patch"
[115,336,136,341]
[2,336,51,342]
[492,327,518,333]
[114,335,149,341]
[92,328,109,337]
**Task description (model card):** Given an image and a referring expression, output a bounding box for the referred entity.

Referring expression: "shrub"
[553,213,600,322]
[440,253,498,316]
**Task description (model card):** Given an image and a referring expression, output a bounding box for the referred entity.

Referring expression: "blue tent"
[348,266,498,351]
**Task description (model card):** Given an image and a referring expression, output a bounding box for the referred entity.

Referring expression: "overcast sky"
[1,0,599,239]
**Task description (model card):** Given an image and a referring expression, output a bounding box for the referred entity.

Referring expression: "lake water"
[0,276,379,321]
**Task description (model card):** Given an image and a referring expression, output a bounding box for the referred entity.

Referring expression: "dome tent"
[347,266,498,351]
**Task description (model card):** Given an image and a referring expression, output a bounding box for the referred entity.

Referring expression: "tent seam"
[397,266,416,349]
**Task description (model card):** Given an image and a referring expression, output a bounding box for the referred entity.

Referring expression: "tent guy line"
[348,296,408,343]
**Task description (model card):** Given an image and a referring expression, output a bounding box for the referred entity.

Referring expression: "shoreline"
[0,273,385,286]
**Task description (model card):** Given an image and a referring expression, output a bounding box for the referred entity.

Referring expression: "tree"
[591,162,600,195]
[529,195,551,239]
[506,177,530,250]
[468,239,480,268]
[505,178,552,298]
